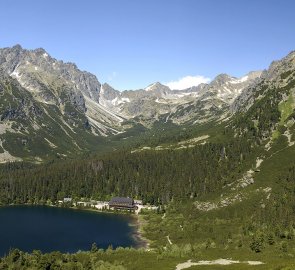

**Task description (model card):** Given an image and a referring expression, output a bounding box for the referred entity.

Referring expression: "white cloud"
[164,75,210,90]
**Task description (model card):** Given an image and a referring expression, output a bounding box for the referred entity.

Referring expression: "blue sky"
[1,0,295,90]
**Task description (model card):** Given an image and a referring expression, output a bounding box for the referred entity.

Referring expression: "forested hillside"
[0,135,252,205]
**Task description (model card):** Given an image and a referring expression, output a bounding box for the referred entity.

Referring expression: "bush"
[267,233,275,245]
[280,241,288,253]
[250,233,264,253]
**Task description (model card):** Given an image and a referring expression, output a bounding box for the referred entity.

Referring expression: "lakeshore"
[1,202,152,250]
[0,205,142,256]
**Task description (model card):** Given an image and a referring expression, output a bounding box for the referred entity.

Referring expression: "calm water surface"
[0,205,137,256]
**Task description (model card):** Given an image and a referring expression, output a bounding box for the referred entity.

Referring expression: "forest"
[0,136,253,206]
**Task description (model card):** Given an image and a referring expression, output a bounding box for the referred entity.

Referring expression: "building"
[109,197,136,210]
[63,197,72,203]
[134,199,143,205]
[76,201,92,207]
[95,201,109,210]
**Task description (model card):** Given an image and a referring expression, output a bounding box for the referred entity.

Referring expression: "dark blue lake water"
[0,205,137,256]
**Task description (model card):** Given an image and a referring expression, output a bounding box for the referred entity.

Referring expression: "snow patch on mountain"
[145,83,157,91]
[230,75,249,84]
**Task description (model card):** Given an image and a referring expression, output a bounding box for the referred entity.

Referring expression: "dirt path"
[175,259,264,270]
[166,235,172,245]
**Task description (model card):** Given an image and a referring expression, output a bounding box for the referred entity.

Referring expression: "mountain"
[232,51,295,113]
[231,50,295,155]
[162,71,261,125]
[99,74,261,126]
[2,44,292,163]
[0,45,124,134]
[0,45,128,162]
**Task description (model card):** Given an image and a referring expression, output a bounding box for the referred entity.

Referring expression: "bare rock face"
[0,45,124,137]
[161,72,261,125]
[232,51,295,113]
[261,51,295,81]
[98,73,261,126]
[0,45,101,111]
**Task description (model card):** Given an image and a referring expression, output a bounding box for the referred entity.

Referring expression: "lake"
[0,205,138,256]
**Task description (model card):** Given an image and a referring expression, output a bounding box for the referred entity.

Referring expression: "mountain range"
[0,44,294,162]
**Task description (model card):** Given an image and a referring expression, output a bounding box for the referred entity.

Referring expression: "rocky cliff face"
[0,45,99,108]
[98,73,261,125]
[162,72,261,125]
[0,45,128,162]
[232,51,295,113]
[0,45,124,137]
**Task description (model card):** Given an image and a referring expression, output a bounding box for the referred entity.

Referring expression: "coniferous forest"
[0,136,252,206]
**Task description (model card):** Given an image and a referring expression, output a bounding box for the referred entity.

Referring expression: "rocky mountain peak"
[100,83,120,100]
[12,44,23,51]
[261,51,295,81]
[246,70,263,80]
[212,73,232,82]
[209,74,234,90]
[232,52,295,113]
[198,71,262,105]
[33,47,47,55]
[181,83,207,94]
[145,82,169,91]
[143,82,171,99]
[0,45,102,106]
[102,82,115,90]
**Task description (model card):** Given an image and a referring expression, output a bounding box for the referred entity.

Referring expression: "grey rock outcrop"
[0,45,123,136]
[0,45,101,110]
[232,51,295,113]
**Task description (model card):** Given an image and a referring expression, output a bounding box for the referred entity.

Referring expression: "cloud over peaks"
[164,75,210,90]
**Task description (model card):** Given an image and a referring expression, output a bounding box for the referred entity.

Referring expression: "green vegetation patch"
[279,93,295,125]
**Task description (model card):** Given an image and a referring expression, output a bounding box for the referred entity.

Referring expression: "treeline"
[0,244,195,270]
[0,247,140,270]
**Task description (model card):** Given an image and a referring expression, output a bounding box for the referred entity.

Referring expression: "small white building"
[134,199,143,205]
[95,201,109,210]
[77,201,92,207]
[63,197,72,203]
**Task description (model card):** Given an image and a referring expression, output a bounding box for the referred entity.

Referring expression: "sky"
[1,0,295,90]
